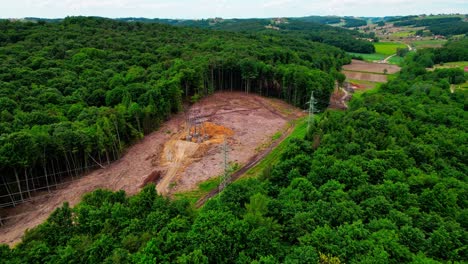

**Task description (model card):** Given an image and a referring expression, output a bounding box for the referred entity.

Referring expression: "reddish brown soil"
[343,71,388,82]
[343,59,400,74]
[328,87,348,110]
[169,93,304,194]
[0,92,303,246]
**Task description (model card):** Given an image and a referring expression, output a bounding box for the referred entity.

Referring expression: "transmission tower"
[219,137,230,192]
[307,91,317,132]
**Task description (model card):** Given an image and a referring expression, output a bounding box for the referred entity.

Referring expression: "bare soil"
[329,87,350,110]
[0,92,302,246]
[343,71,388,82]
[343,59,400,74]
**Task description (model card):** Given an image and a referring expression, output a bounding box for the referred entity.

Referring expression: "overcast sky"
[1,0,467,19]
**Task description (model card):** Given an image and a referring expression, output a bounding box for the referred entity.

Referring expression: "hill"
[0,17,348,210]
[0,37,466,263]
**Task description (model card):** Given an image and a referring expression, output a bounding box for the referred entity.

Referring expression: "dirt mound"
[156,140,200,195]
[204,122,234,143]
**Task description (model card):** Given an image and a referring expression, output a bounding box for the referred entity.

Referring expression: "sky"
[0,0,467,19]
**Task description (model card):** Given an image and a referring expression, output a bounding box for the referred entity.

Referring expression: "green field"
[348,52,386,61]
[388,55,405,65]
[412,39,447,48]
[391,31,414,38]
[434,61,468,70]
[374,42,407,56]
[348,42,407,64]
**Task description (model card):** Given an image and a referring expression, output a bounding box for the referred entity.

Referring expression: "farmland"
[348,41,407,64]
[374,42,407,55]
[412,39,447,48]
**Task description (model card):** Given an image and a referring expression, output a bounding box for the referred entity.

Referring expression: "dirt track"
[0,92,303,246]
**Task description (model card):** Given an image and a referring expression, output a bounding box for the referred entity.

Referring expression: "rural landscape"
[0,2,467,263]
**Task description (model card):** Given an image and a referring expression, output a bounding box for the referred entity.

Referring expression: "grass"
[174,177,221,204]
[388,55,404,65]
[348,52,386,62]
[174,163,241,203]
[374,42,407,56]
[450,81,468,92]
[271,131,282,141]
[348,42,406,65]
[350,83,383,100]
[433,61,468,70]
[391,31,414,38]
[348,79,379,89]
[242,118,308,179]
[411,39,446,48]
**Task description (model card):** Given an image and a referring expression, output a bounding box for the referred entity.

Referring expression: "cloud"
[263,0,294,8]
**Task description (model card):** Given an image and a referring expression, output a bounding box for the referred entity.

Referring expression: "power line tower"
[219,137,230,192]
[307,91,317,133]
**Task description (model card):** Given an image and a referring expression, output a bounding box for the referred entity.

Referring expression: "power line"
[219,137,230,193]
[307,91,317,132]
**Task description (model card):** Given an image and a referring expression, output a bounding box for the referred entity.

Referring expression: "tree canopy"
[1,33,467,263]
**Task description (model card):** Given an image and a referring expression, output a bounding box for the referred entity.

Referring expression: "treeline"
[407,38,468,68]
[149,17,376,54]
[277,21,376,54]
[0,17,348,207]
[428,21,468,37]
[292,16,342,25]
[393,17,461,27]
[394,17,468,36]
[1,39,466,263]
[342,18,367,28]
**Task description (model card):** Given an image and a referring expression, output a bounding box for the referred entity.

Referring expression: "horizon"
[5,13,468,21]
[1,0,467,19]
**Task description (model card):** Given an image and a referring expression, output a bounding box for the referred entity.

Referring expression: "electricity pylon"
[307,91,317,133]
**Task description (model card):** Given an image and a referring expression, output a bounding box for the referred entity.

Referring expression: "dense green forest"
[409,39,468,67]
[0,17,349,207]
[116,17,376,54]
[342,18,367,28]
[393,17,468,36]
[1,34,466,263]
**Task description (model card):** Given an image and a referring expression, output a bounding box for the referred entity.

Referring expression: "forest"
[0,17,348,207]
[342,18,367,28]
[393,17,468,36]
[116,17,376,54]
[0,27,466,263]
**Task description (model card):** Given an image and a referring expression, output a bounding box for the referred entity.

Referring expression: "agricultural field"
[374,42,407,55]
[391,31,414,38]
[342,60,401,90]
[348,41,407,64]
[348,52,386,61]
[412,39,447,48]
[433,61,468,70]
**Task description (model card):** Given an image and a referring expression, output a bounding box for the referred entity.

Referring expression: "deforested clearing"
[0,92,303,246]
